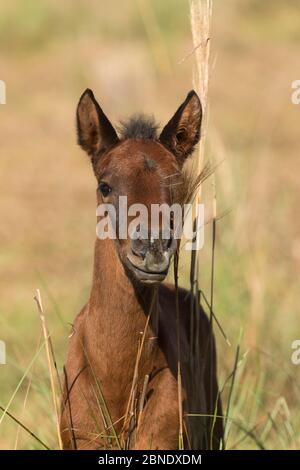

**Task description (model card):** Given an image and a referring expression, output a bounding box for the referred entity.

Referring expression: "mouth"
[125,256,169,284]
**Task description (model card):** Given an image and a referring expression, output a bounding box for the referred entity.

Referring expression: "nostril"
[132,247,145,260]
[131,238,147,260]
[167,237,173,249]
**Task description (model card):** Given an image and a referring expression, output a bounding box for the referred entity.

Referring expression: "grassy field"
[0,0,300,449]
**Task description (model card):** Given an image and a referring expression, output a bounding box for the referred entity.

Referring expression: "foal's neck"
[81,237,160,409]
[87,238,156,346]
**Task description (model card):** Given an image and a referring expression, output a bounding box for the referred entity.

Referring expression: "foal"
[60,89,223,450]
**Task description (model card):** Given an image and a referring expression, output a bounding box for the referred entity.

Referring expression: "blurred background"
[0,0,300,449]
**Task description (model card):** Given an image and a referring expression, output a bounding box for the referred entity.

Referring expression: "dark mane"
[118,114,159,140]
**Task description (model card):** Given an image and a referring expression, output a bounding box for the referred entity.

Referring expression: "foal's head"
[76,89,202,284]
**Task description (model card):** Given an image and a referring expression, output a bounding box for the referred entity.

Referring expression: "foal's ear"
[76,89,119,163]
[159,91,202,164]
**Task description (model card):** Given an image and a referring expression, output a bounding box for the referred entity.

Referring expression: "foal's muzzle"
[126,229,176,283]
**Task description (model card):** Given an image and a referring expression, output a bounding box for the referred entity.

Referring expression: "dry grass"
[34,289,62,449]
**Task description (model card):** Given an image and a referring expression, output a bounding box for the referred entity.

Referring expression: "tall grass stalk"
[34,289,63,450]
[174,252,184,449]
[190,0,212,185]
[188,0,216,449]
[188,0,213,308]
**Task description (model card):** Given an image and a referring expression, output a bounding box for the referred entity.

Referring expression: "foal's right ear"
[76,89,119,164]
[159,91,202,165]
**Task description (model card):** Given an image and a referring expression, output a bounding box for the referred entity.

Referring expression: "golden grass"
[34,289,62,449]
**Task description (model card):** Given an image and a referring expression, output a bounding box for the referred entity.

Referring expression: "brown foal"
[59,89,223,450]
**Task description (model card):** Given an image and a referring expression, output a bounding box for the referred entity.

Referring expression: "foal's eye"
[98,182,112,197]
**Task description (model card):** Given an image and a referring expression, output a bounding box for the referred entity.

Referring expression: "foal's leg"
[133,368,179,450]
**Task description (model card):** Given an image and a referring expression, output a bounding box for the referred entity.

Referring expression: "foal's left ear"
[76,89,119,165]
[159,91,202,164]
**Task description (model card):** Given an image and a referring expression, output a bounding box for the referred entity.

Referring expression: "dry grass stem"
[34,289,63,450]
